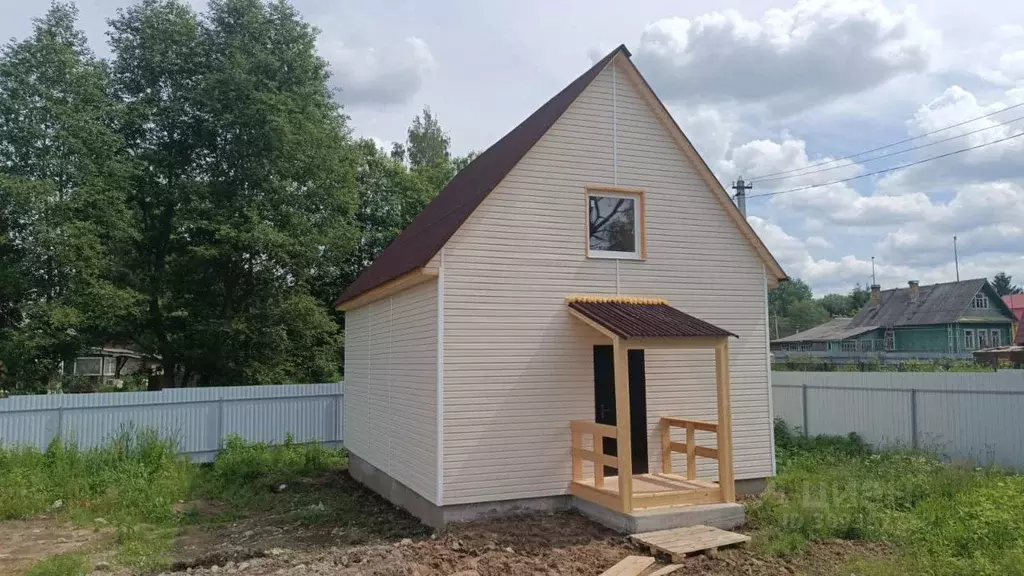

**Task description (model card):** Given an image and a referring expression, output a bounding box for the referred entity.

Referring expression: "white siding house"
[338,45,786,531]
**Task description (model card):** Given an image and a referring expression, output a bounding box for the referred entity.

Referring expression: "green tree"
[850,283,872,310]
[769,278,813,319]
[453,150,479,173]
[108,0,357,387]
[818,293,852,317]
[992,272,1022,296]
[348,138,433,280]
[406,106,450,169]
[787,300,830,334]
[0,3,139,392]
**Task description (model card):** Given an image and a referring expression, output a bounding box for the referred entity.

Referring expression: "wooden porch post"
[715,338,736,503]
[613,337,632,512]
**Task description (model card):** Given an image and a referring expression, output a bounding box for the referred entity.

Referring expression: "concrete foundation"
[349,452,750,534]
[572,498,745,534]
[349,453,571,530]
[736,477,768,496]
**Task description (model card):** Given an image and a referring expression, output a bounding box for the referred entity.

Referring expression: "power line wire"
[747,131,1024,199]
[744,100,1024,180]
[753,114,1024,183]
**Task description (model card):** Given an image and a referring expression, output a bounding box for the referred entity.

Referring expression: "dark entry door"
[592,345,649,476]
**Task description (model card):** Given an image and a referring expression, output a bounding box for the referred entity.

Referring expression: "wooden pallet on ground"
[630,525,750,562]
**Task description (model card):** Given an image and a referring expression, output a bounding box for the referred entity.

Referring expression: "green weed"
[752,420,1024,575]
[0,428,348,572]
[25,554,88,576]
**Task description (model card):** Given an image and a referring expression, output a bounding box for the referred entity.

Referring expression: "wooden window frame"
[973,293,988,309]
[964,329,975,350]
[584,185,647,260]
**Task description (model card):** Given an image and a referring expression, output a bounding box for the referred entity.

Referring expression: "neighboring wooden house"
[334,45,786,532]
[1003,294,1024,343]
[772,279,1016,361]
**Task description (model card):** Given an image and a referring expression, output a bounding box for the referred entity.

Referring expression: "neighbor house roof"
[849,278,1015,328]
[771,318,879,344]
[335,45,786,308]
[1003,294,1024,321]
[566,296,735,339]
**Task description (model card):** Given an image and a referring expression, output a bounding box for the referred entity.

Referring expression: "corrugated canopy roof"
[848,278,1011,328]
[567,296,735,340]
[772,318,878,343]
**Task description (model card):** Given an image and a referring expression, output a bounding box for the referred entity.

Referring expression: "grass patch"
[749,419,1024,575]
[0,429,348,571]
[25,554,88,576]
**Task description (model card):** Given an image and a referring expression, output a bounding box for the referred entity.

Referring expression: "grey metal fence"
[0,383,344,462]
[772,371,1024,468]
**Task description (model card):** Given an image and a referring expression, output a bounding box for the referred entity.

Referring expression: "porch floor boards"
[575,472,717,495]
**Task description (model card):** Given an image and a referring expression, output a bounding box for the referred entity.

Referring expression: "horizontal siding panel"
[344,280,438,503]
[440,61,773,505]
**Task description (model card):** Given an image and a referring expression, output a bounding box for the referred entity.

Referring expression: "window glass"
[993,330,1002,346]
[588,193,639,257]
[973,293,988,308]
[964,330,975,350]
[75,358,103,375]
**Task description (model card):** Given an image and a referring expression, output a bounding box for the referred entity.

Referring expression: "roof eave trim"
[335,267,439,311]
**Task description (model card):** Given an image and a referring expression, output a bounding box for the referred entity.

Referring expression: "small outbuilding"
[334,45,786,532]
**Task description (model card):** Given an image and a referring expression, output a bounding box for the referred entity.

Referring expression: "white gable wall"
[343,280,438,503]
[439,59,773,505]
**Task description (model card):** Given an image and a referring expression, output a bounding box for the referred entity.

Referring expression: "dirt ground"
[1,470,891,576]
[0,518,113,574]
[163,512,891,576]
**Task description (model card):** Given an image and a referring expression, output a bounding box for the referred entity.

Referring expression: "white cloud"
[323,36,434,107]
[634,0,936,110]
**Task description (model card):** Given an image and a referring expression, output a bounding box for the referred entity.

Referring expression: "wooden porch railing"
[570,420,617,488]
[660,417,718,478]
[660,416,734,501]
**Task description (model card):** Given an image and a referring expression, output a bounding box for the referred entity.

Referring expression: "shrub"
[209,434,346,495]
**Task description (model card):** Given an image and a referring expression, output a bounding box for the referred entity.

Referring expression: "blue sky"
[4,0,1024,296]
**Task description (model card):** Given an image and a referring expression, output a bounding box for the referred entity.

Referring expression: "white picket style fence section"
[772,371,1024,468]
[0,383,344,462]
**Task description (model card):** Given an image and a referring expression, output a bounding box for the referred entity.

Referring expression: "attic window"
[973,293,988,309]
[586,188,645,259]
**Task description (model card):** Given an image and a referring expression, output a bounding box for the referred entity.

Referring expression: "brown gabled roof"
[336,44,786,308]
[335,46,630,307]
[567,296,735,339]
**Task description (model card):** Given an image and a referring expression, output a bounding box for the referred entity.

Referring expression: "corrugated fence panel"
[773,371,1024,468]
[0,383,343,463]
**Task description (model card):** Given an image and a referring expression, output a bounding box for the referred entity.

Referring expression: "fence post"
[217,395,225,449]
[802,383,809,438]
[335,387,343,445]
[910,388,918,450]
[57,394,65,442]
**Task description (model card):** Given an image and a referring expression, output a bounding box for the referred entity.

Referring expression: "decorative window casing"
[964,329,975,350]
[973,293,989,309]
[586,187,645,260]
[993,330,1002,347]
[841,340,857,351]
[979,330,989,348]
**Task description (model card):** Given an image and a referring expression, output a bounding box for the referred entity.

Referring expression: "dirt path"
[0,518,113,575]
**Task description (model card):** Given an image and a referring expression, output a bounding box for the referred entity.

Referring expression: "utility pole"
[953,236,960,281]
[732,177,752,217]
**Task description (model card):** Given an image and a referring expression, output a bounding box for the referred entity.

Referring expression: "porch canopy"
[566,295,738,513]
